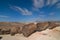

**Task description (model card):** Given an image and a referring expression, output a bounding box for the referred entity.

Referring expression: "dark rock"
[0,37,2,40]
[1,27,10,34]
[10,26,19,36]
[18,26,23,34]
[48,22,60,29]
[36,22,49,31]
[22,23,37,37]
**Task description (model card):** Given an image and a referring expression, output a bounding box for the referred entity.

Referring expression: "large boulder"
[16,24,25,34]
[22,23,37,37]
[18,26,23,34]
[0,26,10,34]
[10,26,20,36]
[36,22,49,31]
[48,22,60,29]
[0,27,2,34]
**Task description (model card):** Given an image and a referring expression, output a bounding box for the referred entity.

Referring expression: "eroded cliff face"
[0,22,25,35]
[22,22,60,37]
[0,22,60,37]
[0,27,60,40]
[36,22,49,31]
[22,23,37,37]
[27,27,60,40]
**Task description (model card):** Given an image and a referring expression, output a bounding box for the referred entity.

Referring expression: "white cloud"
[33,0,58,9]
[33,0,44,8]
[0,15,9,18]
[46,0,58,6]
[11,6,32,15]
[56,3,60,8]
[46,0,51,6]
[23,8,32,15]
[52,0,58,5]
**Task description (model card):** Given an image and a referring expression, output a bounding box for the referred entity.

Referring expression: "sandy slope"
[0,26,60,40]
[27,27,60,40]
[0,34,27,40]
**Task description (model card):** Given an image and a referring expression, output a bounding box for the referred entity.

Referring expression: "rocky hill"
[0,22,60,37]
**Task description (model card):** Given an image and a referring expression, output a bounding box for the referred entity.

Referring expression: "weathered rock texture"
[22,23,37,37]
[0,22,25,35]
[36,22,49,31]
[0,22,60,37]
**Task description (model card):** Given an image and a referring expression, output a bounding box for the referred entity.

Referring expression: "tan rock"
[36,22,49,31]
[10,26,19,36]
[22,23,37,37]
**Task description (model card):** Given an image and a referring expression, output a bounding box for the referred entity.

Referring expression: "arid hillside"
[0,22,25,35]
[0,22,60,37]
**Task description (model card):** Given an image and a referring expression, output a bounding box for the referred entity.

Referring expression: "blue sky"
[0,0,60,23]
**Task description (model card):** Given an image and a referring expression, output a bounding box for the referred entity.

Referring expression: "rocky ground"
[0,34,27,40]
[0,26,60,40]
[27,26,60,40]
[0,22,60,40]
